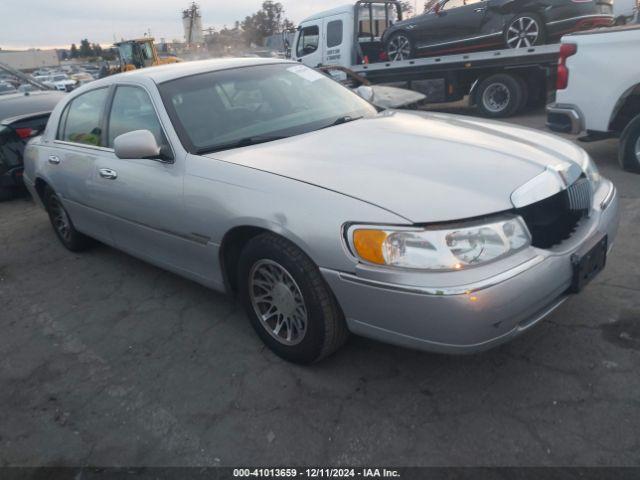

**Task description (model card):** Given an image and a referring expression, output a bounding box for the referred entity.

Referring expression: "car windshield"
[158,63,378,154]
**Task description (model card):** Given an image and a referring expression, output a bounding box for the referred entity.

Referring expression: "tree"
[92,43,103,58]
[79,39,93,57]
[241,1,295,46]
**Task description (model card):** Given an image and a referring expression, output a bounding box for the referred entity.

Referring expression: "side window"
[327,20,343,48]
[296,25,319,57]
[107,86,166,149]
[58,88,109,146]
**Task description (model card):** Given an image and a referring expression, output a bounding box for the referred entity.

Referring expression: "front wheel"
[505,14,546,49]
[238,233,349,364]
[618,114,640,173]
[386,32,415,61]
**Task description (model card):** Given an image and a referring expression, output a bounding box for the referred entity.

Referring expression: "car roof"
[0,90,66,122]
[87,57,293,87]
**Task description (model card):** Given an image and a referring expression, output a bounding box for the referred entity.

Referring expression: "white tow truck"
[546,25,640,171]
[293,0,561,117]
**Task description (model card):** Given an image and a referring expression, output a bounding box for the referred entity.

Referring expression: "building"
[0,49,59,70]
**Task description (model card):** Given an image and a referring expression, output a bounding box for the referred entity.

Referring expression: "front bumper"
[546,103,583,134]
[322,179,619,354]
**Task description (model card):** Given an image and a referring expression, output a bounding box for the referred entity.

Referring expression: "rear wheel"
[618,114,640,173]
[505,14,546,49]
[44,187,92,251]
[238,233,349,364]
[386,32,415,61]
[475,73,524,118]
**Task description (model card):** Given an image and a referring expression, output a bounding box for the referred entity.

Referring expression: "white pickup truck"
[547,25,640,172]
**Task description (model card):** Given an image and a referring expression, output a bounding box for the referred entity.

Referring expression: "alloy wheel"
[388,34,412,61]
[249,259,308,346]
[49,196,72,243]
[506,17,540,48]
[481,83,511,113]
[635,136,640,162]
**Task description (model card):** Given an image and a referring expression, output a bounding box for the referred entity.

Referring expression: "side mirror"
[114,129,161,160]
[356,85,375,103]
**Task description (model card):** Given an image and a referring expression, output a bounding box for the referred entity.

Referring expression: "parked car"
[0,82,18,96]
[383,0,614,60]
[43,73,77,92]
[24,59,619,363]
[0,90,64,200]
[547,25,640,172]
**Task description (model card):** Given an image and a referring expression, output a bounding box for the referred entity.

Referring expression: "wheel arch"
[34,177,51,206]
[609,83,640,134]
[219,224,317,296]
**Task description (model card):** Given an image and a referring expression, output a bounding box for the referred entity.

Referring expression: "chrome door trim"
[416,32,502,50]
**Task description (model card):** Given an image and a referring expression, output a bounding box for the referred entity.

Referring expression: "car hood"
[207,111,587,222]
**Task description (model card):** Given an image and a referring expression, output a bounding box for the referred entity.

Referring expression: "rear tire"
[386,31,415,61]
[475,73,524,118]
[618,114,640,173]
[505,14,546,49]
[238,233,349,364]
[44,187,93,251]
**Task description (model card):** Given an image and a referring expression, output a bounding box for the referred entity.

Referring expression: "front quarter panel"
[182,153,410,287]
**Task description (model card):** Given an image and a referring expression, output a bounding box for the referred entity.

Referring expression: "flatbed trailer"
[294,1,561,117]
[352,44,560,117]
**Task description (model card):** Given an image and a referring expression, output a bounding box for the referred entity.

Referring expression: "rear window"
[57,88,109,146]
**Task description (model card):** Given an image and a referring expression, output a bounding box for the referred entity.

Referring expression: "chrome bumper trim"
[332,255,545,297]
[601,184,616,211]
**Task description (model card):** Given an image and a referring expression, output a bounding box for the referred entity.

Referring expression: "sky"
[0,0,369,50]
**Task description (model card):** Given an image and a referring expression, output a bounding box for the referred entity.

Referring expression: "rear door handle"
[474,7,486,12]
[48,155,60,165]
[98,168,118,180]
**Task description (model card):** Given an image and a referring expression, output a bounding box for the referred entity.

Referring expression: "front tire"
[238,233,349,364]
[618,114,640,173]
[505,14,546,49]
[386,32,415,61]
[44,187,92,251]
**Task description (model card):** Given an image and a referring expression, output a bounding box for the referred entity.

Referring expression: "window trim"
[104,83,175,163]
[55,86,110,148]
[296,24,320,57]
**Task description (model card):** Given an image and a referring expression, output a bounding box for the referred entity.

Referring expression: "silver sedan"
[23,58,619,363]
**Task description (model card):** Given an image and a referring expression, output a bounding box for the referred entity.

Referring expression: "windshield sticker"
[287,65,324,82]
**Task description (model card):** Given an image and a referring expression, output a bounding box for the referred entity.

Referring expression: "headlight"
[348,215,531,270]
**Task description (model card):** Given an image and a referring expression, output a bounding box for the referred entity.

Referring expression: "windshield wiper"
[320,115,364,130]
[196,135,288,154]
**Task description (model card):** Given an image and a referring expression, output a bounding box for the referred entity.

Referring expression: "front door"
[294,23,323,67]
[418,0,490,54]
[89,84,198,277]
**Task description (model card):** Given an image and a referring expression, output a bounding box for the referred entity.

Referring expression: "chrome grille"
[567,177,592,212]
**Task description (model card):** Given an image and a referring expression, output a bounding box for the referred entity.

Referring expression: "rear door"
[49,87,113,242]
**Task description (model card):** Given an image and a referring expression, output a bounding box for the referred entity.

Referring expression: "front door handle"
[48,155,60,165]
[98,168,118,180]
[474,7,486,12]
